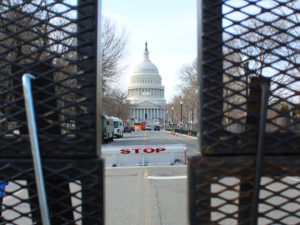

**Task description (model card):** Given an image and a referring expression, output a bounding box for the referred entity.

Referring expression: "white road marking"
[146,175,187,180]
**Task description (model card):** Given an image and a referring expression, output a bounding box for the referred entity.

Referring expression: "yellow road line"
[144,167,148,177]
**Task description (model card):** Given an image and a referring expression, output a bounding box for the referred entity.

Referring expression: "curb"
[163,130,198,140]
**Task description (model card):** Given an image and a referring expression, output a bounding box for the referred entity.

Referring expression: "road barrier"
[102,144,187,167]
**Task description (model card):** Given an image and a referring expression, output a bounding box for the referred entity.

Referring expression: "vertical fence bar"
[22,74,51,225]
[251,82,270,225]
[201,0,223,154]
[96,0,103,156]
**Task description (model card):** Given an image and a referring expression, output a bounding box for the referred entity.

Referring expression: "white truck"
[111,117,124,138]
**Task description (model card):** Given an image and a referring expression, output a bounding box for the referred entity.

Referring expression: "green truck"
[101,115,114,143]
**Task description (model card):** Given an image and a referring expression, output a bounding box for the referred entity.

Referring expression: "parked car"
[154,125,160,131]
[145,125,151,131]
[124,126,131,133]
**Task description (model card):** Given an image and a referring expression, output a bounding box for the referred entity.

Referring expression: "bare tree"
[0,1,129,128]
[101,18,128,94]
[167,60,198,130]
[102,88,129,120]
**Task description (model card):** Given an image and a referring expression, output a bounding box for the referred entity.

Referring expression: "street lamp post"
[171,106,174,129]
[180,99,183,130]
[166,110,168,126]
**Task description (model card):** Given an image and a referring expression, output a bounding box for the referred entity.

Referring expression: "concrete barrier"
[102,144,187,167]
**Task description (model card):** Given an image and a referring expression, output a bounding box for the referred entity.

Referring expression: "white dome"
[134,61,159,74]
[132,44,160,76]
[127,43,166,123]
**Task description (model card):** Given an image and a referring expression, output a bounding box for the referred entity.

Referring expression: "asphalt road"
[103,130,199,156]
[105,166,188,225]
[104,130,193,225]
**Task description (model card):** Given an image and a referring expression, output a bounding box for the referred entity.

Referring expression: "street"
[103,130,199,156]
[104,130,195,225]
[105,166,187,225]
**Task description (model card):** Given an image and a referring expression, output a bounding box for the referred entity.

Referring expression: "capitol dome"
[134,61,159,74]
[127,42,166,124]
[133,49,159,74]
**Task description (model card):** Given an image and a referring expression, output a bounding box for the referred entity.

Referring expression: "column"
[139,108,141,120]
[159,108,161,119]
[146,108,148,119]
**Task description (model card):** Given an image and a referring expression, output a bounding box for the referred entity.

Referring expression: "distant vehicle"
[153,119,159,126]
[141,122,146,130]
[101,115,114,143]
[112,117,124,138]
[124,126,131,133]
[154,125,160,131]
[145,125,151,131]
[126,120,135,132]
[134,122,141,131]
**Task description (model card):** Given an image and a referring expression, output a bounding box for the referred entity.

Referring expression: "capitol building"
[127,43,166,125]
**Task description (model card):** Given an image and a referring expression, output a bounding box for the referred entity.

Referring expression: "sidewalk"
[163,129,198,140]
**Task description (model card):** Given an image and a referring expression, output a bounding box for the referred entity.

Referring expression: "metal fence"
[189,0,300,224]
[0,0,103,224]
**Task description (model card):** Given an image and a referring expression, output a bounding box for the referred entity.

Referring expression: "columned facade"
[129,107,165,120]
[127,43,166,125]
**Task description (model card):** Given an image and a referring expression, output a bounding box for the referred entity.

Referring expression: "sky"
[102,0,197,103]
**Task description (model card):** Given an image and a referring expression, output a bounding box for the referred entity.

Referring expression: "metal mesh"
[200,0,300,155]
[189,155,300,225]
[0,159,104,224]
[0,0,98,158]
[0,1,103,224]
[190,1,300,224]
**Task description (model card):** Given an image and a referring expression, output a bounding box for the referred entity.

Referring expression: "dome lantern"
[144,41,150,62]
